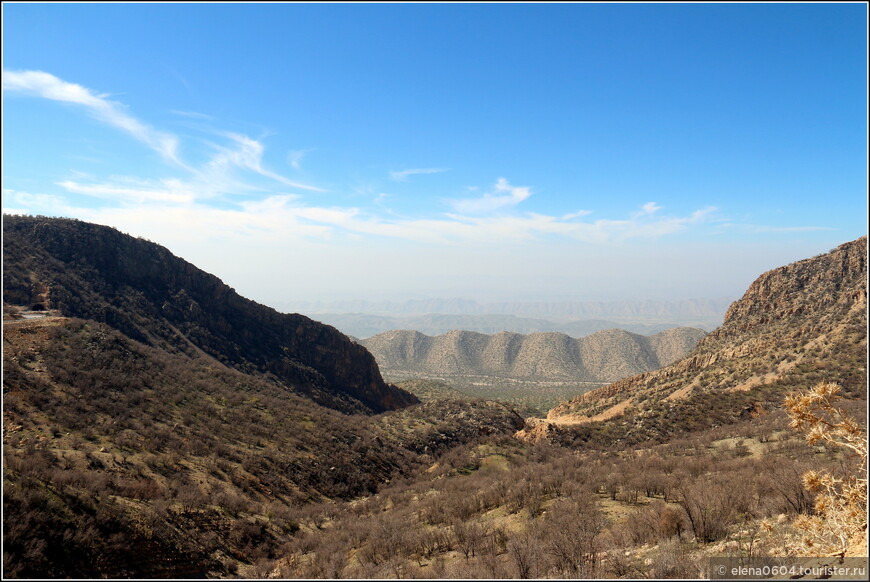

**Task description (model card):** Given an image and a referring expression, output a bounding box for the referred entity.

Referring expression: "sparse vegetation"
[784,382,867,556]
[395,374,599,417]
[6,318,858,578]
[2,214,418,416]
[2,317,521,577]
[363,327,705,412]
[3,218,866,578]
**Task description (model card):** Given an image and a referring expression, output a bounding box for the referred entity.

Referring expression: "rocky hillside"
[2,313,523,578]
[546,237,867,435]
[2,215,418,414]
[361,326,706,383]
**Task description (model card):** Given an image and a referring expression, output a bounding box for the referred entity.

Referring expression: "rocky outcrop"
[2,215,418,414]
[715,238,866,336]
[548,237,867,423]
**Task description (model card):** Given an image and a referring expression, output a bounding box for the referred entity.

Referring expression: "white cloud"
[450,177,532,213]
[203,132,325,192]
[7,70,717,246]
[641,201,662,215]
[3,70,184,166]
[5,69,842,307]
[561,210,593,220]
[4,70,325,195]
[2,188,81,217]
[16,172,725,250]
[57,179,196,205]
[437,202,718,244]
[390,167,449,181]
[4,70,785,256]
[195,197,717,246]
[287,148,314,170]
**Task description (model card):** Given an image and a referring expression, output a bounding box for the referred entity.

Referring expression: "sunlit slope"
[546,237,867,431]
[362,327,706,382]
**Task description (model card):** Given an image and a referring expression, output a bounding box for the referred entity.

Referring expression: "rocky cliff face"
[361,326,706,383]
[547,237,867,425]
[2,215,418,414]
[716,239,866,336]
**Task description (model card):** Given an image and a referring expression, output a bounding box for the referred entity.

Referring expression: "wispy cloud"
[175,198,716,246]
[6,70,802,253]
[561,210,593,220]
[201,132,325,192]
[170,109,214,120]
[449,177,532,213]
[436,203,717,244]
[95,201,333,245]
[2,188,81,217]
[9,172,734,251]
[3,70,325,195]
[3,70,184,167]
[288,148,315,170]
[640,201,662,215]
[390,167,449,181]
[57,179,196,205]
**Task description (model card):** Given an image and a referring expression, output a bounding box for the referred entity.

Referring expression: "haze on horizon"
[2,3,866,312]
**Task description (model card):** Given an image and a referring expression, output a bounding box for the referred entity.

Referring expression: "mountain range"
[280,296,733,321]
[2,215,865,578]
[302,312,708,340]
[360,327,706,383]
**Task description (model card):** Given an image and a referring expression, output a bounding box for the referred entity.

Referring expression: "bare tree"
[507,533,538,579]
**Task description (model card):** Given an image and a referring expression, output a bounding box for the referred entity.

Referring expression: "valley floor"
[251,405,868,579]
[390,372,603,416]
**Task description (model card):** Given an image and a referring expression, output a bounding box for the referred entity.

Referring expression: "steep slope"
[2,315,523,578]
[546,237,867,440]
[2,215,418,414]
[361,326,706,382]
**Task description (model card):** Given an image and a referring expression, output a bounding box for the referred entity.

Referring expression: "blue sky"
[3,3,867,307]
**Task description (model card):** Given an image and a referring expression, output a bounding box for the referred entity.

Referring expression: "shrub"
[784,382,867,555]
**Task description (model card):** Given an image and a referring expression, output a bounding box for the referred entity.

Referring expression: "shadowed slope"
[2,315,523,578]
[3,215,418,414]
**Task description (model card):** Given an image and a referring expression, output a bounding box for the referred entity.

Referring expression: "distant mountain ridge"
[2,215,418,414]
[304,312,706,340]
[360,326,706,383]
[280,296,732,321]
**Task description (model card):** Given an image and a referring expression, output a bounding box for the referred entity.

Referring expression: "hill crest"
[546,236,867,427]
[2,215,419,414]
[360,326,706,383]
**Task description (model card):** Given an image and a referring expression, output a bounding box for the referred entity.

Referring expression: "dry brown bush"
[784,382,867,555]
